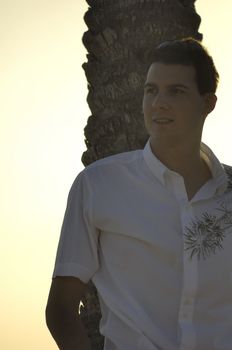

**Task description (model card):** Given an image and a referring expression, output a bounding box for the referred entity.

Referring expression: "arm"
[45,276,91,350]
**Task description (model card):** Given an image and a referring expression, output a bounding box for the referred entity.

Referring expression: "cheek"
[176,98,201,114]
[191,101,205,119]
[191,96,206,113]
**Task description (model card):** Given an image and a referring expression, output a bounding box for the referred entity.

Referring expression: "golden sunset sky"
[1,1,232,349]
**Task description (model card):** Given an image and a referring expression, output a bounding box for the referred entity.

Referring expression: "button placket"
[166,172,198,349]
[178,202,198,350]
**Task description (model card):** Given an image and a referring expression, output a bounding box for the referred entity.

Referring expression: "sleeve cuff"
[52,262,95,284]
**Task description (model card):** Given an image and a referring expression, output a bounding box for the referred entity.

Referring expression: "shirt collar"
[143,139,167,185]
[143,139,228,196]
[200,142,228,195]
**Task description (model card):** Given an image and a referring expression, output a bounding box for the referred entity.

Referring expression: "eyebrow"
[144,82,189,90]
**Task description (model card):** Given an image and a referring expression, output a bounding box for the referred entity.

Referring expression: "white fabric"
[53,140,232,350]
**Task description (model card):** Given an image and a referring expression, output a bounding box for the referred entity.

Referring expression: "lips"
[152,118,174,124]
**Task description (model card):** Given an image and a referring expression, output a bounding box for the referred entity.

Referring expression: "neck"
[149,139,212,200]
[150,140,201,175]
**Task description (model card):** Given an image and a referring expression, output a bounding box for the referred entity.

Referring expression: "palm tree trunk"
[81,0,202,166]
[80,1,202,348]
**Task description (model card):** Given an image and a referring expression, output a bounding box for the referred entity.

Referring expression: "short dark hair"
[149,38,219,94]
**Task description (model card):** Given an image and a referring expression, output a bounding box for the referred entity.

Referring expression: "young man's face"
[143,62,216,150]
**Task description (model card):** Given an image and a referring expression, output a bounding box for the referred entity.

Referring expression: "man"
[46,38,232,350]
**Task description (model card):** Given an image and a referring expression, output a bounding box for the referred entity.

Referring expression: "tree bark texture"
[81,0,202,166]
[80,1,202,349]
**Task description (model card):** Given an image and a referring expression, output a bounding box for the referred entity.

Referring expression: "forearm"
[46,307,91,350]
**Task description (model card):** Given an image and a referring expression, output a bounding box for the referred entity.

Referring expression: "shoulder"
[74,149,144,191]
[84,149,143,174]
[223,163,232,174]
[222,163,232,191]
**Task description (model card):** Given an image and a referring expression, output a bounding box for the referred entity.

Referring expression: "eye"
[144,87,158,95]
[170,87,185,95]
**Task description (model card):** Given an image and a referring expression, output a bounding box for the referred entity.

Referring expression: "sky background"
[1,0,232,349]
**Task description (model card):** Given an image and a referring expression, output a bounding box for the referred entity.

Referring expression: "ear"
[204,93,217,116]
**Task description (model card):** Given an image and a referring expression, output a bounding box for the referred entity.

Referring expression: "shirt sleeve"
[52,170,100,283]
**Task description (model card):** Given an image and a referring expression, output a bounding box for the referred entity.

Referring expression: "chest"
[92,175,232,266]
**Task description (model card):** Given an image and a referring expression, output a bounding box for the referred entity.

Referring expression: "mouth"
[152,118,174,124]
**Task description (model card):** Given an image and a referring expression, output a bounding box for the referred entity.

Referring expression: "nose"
[152,92,168,110]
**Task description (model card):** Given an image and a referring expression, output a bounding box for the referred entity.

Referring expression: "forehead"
[145,62,197,87]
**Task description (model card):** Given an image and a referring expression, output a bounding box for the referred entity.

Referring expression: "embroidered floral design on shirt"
[224,164,232,192]
[184,204,232,260]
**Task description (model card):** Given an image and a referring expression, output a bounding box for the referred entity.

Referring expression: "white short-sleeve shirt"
[53,140,232,350]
